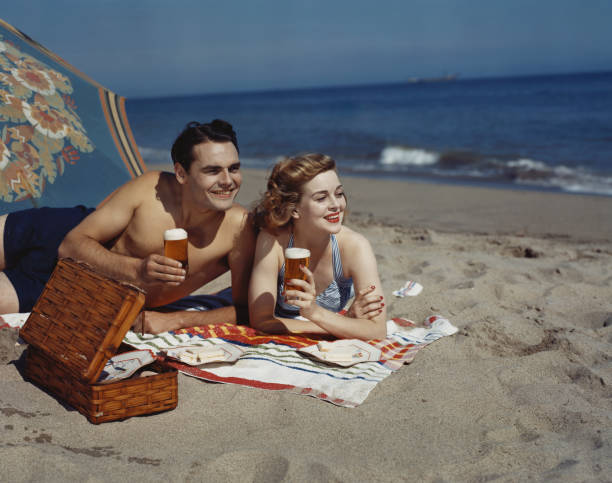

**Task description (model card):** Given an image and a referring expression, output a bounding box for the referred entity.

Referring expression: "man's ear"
[175,162,188,184]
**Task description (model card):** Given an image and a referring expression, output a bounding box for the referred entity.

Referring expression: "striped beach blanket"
[1,313,457,407]
[123,315,457,407]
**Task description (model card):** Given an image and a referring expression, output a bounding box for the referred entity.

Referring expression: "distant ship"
[406,74,459,84]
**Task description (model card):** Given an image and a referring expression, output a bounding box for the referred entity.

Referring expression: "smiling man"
[59,120,255,333]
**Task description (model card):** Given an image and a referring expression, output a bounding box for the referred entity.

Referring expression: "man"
[53,119,253,333]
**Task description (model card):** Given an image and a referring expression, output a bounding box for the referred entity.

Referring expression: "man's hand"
[346,285,384,320]
[138,254,186,286]
[132,310,174,334]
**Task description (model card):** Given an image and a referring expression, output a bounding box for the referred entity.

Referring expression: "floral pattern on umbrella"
[0,36,94,203]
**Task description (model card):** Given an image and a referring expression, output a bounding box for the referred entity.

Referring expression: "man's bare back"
[59,120,254,333]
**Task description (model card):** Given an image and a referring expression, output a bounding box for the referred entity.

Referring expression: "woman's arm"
[248,231,329,335]
[285,230,386,340]
[250,230,387,340]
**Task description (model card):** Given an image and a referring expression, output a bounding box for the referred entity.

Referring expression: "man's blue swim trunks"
[3,205,94,312]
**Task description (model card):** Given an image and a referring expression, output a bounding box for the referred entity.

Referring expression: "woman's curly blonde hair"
[254,153,336,231]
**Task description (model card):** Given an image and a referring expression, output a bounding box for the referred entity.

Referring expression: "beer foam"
[285,247,310,259]
[164,228,188,240]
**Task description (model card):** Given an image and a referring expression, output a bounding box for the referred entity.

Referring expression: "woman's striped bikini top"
[275,233,354,319]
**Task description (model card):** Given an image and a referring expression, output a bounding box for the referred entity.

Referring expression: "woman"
[248,154,387,340]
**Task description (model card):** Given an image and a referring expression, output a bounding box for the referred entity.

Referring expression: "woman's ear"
[291,208,300,219]
[175,162,187,185]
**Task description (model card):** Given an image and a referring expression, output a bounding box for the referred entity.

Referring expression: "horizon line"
[128,69,612,101]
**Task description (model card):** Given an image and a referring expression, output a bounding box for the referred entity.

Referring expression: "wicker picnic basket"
[20,258,178,424]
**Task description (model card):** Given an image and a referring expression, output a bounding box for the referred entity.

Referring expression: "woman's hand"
[283,265,320,320]
[347,285,384,320]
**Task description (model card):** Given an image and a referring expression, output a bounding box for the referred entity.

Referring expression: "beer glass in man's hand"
[164,228,188,270]
[284,247,310,292]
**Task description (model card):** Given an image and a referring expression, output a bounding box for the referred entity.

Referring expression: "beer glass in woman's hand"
[284,247,310,292]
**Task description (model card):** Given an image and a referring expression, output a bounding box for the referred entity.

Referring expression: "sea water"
[126,71,612,196]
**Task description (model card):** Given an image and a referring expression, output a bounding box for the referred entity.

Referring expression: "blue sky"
[2,0,611,98]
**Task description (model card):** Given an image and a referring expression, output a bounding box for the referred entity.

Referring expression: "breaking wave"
[374,146,612,196]
[509,159,612,195]
[380,146,439,166]
[137,143,612,197]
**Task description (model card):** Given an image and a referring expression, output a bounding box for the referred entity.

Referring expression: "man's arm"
[134,305,237,334]
[58,172,185,287]
[133,209,255,334]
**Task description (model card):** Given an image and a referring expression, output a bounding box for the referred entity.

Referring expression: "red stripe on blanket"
[166,360,296,391]
[174,324,327,349]
[171,320,425,368]
[168,359,353,406]
[171,321,424,364]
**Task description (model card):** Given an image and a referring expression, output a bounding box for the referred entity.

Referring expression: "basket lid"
[20,258,145,383]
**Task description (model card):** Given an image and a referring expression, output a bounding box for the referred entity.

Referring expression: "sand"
[1,170,610,482]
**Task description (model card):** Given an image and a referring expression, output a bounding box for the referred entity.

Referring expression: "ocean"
[126,71,612,197]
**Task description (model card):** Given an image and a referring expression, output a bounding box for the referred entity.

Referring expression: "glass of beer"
[284,247,310,292]
[164,228,188,270]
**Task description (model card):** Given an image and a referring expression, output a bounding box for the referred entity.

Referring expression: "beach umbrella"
[0,18,146,213]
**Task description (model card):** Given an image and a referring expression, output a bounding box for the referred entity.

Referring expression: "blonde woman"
[248,154,387,340]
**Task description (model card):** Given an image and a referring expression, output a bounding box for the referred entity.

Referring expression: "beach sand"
[1,169,610,481]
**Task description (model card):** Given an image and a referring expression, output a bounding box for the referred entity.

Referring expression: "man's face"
[177,141,242,211]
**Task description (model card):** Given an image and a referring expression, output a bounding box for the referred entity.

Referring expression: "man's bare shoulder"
[120,170,180,208]
[130,169,164,184]
[108,170,168,198]
[135,170,175,190]
[224,203,252,228]
[227,202,249,217]
[94,171,179,232]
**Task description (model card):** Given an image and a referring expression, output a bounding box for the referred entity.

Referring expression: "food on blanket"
[164,228,189,270]
[299,339,383,367]
[160,342,244,365]
[137,370,158,378]
[179,346,225,364]
[323,348,363,362]
[284,247,310,292]
[317,341,334,352]
[178,353,195,364]
[317,341,368,361]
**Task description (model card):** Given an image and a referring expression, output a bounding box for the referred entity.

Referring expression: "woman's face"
[295,170,346,233]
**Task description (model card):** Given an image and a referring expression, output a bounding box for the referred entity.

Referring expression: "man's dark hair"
[171,119,239,171]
